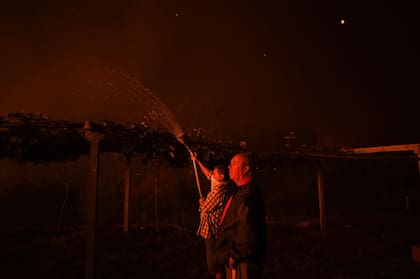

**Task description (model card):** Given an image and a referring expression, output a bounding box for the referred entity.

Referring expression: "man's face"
[228,155,244,184]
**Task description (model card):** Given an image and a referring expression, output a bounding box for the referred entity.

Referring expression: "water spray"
[104,68,203,198]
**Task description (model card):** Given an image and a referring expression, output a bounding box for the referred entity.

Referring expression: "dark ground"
[2,213,420,279]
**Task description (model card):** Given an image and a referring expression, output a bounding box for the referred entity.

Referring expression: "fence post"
[123,157,131,233]
[316,160,326,233]
[83,122,104,279]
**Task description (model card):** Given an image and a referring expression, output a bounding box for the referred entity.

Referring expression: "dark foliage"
[0,113,242,166]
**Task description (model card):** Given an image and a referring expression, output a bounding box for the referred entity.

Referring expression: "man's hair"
[237,152,254,176]
[237,152,253,166]
[213,165,228,181]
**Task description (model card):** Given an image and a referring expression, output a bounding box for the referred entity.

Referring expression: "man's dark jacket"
[215,179,267,269]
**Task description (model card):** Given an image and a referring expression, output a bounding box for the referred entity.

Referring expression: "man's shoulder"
[239,179,262,194]
[217,182,234,196]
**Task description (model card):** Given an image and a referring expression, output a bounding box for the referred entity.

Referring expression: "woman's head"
[211,165,228,184]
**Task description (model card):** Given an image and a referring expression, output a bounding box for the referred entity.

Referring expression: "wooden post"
[84,122,104,279]
[316,160,326,233]
[154,160,160,233]
[123,158,131,233]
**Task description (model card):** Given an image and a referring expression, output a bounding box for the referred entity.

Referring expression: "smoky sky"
[0,0,419,150]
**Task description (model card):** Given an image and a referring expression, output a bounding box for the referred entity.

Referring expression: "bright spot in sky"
[175,13,180,17]
[340,19,346,24]
[263,53,267,57]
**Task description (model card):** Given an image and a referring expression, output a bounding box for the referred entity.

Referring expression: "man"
[216,152,267,279]
[191,153,233,279]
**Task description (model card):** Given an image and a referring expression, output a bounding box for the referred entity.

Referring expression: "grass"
[1,214,420,278]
